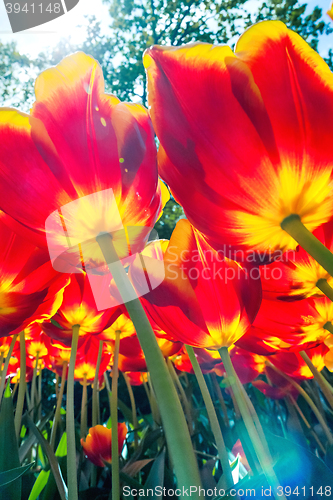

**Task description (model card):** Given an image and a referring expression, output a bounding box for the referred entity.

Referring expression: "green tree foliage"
[155,197,185,239]
[0,41,38,108]
[0,0,331,232]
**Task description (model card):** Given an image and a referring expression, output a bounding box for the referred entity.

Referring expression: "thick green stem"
[238,383,272,461]
[0,334,18,404]
[30,351,39,418]
[219,347,286,500]
[38,364,42,422]
[123,372,139,447]
[67,325,80,500]
[288,395,326,454]
[324,321,333,335]
[316,279,333,301]
[0,353,4,376]
[167,358,194,435]
[92,341,103,427]
[80,376,88,440]
[51,361,68,450]
[267,361,333,446]
[96,233,202,497]
[299,351,333,410]
[15,332,26,440]
[210,372,229,429]
[281,215,333,277]
[186,345,233,489]
[110,329,121,500]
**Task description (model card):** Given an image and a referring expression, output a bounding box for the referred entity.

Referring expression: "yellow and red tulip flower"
[327,1,333,21]
[324,346,333,370]
[226,347,266,384]
[81,423,127,467]
[122,371,148,386]
[74,337,111,385]
[97,313,136,343]
[268,344,329,380]
[252,379,297,400]
[238,296,333,353]
[144,21,333,261]
[129,219,262,349]
[262,220,333,300]
[0,217,69,338]
[100,314,182,368]
[0,52,168,272]
[44,337,71,377]
[41,273,121,347]
[114,334,181,372]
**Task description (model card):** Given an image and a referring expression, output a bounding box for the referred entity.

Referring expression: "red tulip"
[41,273,121,347]
[74,337,111,385]
[81,423,127,467]
[237,296,333,353]
[144,21,333,261]
[129,219,262,349]
[262,221,333,300]
[0,52,168,273]
[0,216,69,338]
[268,344,329,379]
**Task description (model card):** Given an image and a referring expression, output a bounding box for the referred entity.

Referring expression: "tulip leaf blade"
[0,382,21,499]
[0,463,33,489]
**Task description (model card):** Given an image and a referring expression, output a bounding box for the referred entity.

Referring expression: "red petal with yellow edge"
[0,109,70,245]
[145,22,333,257]
[237,296,333,353]
[31,52,122,200]
[130,248,214,349]
[0,217,70,337]
[235,21,333,170]
[0,54,162,268]
[130,219,261,349]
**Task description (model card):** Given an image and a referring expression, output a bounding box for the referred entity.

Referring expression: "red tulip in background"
[237,295,333,354]
[81,423,127,467]
[41,273,121,346]
[0,215,69,338]
[129,218,262,348]
[261,221,333,300]
[144,21,333,261]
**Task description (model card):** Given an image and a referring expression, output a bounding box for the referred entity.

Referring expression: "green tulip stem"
[267,361,333,446]
[219,347,286,500]
[185,345,234,489]
[0,333,18,404]
[92,340,103,427]
[15,332,26,440]
[123,372,139,447]
[299,351,333,410]
[316,279,333,301]
[110,329,121,500]
[96,232,202,498]
[281,215,333,278]
[51,361,68,450]
[67,324,80,500]
[80,375,88,441]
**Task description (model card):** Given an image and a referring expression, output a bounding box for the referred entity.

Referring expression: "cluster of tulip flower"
[0,18,333,500]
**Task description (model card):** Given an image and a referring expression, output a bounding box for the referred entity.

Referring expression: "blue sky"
[0,0,331,58]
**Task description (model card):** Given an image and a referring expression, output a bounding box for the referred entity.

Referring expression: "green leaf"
[0,382,21,499]
[144,448,166,498]
[28,470,50,500]
[55,432,67,458]
[0,463,33,489]
[22,414,68,500]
